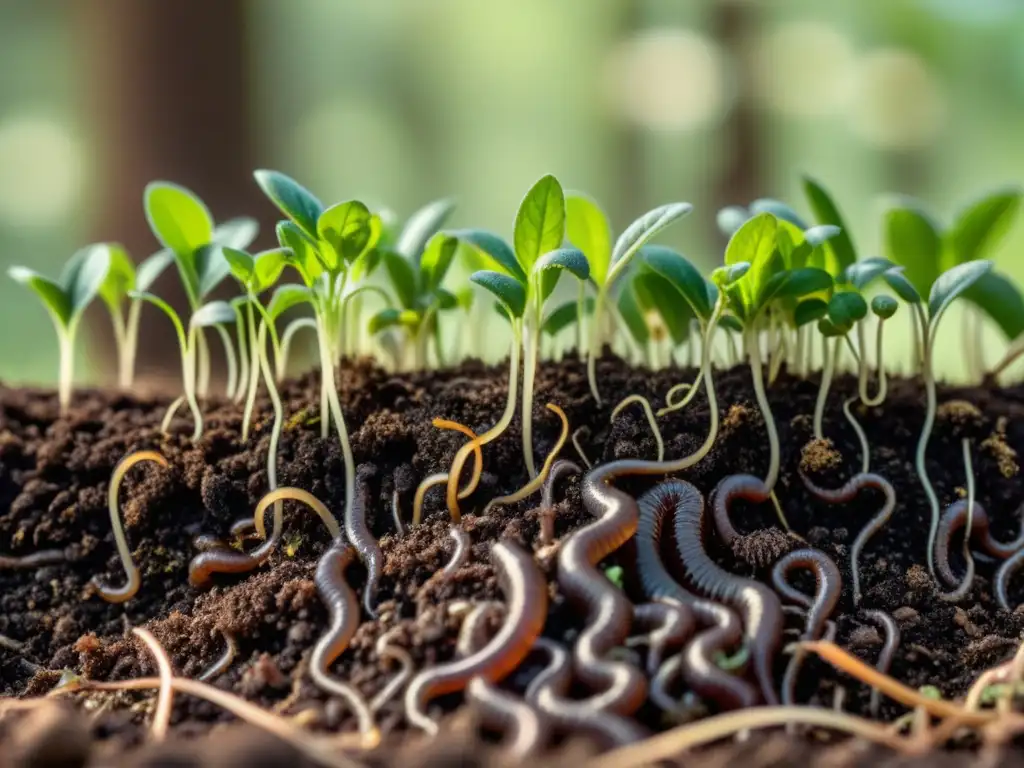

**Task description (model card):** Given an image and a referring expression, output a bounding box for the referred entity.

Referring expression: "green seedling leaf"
[349,242,381,282]
[470,270,526,319]
[633,270,693,345]
[749,198,807,229]
[882,268,922,304]
[927,259,992,324]
[144,182,214,258]
[802,176,856,270]
[268,283,314,320]
[450,229,527,283]
[419,233,458,292]
[871,294,899,319]
[804,224,842,249]
[514,175,566,272]
[566,193,611,286]
[136,250,176,293]
[726,213,777,302]
[794,298,828,327]
[382,250,417,309]
[455,287,474,312]
[277,221,323,286]
[611,202,693,277]
[947,187,1022,268]
[542,297,595,337]
[758,267,833,307]
[617,282,649,346]
[8,267,72,326]
[222,246,255,285]
[253,248,290,293]
[841,256,896,290]
[827,291,868,330]
[711,262,750,287]
[369,307,402,335]
[718,315,743,333]
[193,244,233,298]
[642,245,712,321]
[129,290,187,347]
[60,244,112,317]
[604,565,624,589]
[396,198,456,261]
[532,248,589,281]
[191,301,236,329]
[883,203,942,296]
[254,169,323,241]
[213,217,259,251]
[716,206,749,237]
[434,288,458,310]
[818,317,844,337]
[317,200,374,270]
[961,271,1024,340]
[99,244,135,310]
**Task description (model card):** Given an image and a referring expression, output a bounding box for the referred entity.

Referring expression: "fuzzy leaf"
[8,267,72,326]
[253,248,290,293]
[883,203,942,296]
[802,176,856,270]
[642,245,712,321]
[268,284,314,319]
[60,244,112,318]
[728,213,780,310]
[927,260,993,325]
[566,193,612,286]
[532,248,589,281]
[450,229,527,283]
[470,270,526,319]
[947,188,1022,268]
[711,262,750,287]
[749,198,807,229]
[841,256,896,290]
[514,175,565,272]
[759,267,833,307]
[136,250,176,293]
[827,291,868,330]
[254,169,323,241]
[542,297,594,337]
[191,301,236,329]
[716,206,749,237]
[317,201,374,270]
[222,247,255,285]
[213,217,259,251]
[194,244,233,298]
[419,233,458,293]
[277,221,323,286]
[144,182,214,259]
[610,202,692,280]
[882,268,922,304]
[382,250,418,310]
[396,198,456,260]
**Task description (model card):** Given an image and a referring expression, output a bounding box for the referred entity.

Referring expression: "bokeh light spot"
[0,115,84,228]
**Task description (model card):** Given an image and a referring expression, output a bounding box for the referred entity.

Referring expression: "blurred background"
[0,0,1022,386]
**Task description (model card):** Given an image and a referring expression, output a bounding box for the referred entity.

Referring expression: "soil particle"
[800,438,844,476]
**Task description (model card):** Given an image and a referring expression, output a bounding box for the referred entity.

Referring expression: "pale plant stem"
[813,335,840,442]
[586,288,606,404]
[794,324,806,378]
[278,318,317,382]
[195,327,211,398]
[123,300,142,388]
[213,324,238,400]
[241,301,261,442]
[521,309,541,479]
[575,280,586,353]
[57,328,74,416]
[183,327,203,442]
[745,325,780,493]
[909,306,922,376]
[233,306,249,402]
[859,318,888,407]
[254,316,284,523]
[317,311,356,530]
[916,304,942,579]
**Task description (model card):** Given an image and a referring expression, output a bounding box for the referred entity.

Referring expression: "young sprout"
[812,292,867,441]
[254,169,383,559]
[92,450,169,604]
[563,191,692,404]
[882,260,993,578]
[453,174,589,478]
[95,244,141,389]
[610,395,665,462]
[483,403,569,513]
[8,244,111,414]
[143,181,258,397]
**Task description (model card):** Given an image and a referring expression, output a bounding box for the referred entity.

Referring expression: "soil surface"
[2,353,1024,766]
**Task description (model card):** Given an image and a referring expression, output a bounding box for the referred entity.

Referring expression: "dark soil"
[2,353,1024,766]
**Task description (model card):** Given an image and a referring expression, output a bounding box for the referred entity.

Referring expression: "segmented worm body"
[443,526,472,576]
[667,479,783,705]
[0,549,65,569]
[635,481,755,709]
[934,500,1024,588]
[404,540,546,735]
[800,472,896,605]
[538,459,582,545]
[310,541,376,739]
[556,461,649,715]
[629,602,695,676]
[527,637,646,747]
[771,549,842,705]
[995,547,1024,611]
[369,627,415,713]
[862,609,900,716]
[347,469,382,617]
[710,474,770,547]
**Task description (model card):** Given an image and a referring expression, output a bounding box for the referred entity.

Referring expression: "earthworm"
[934,500,1024,588]
[771,549,842,705]
[369,627,415,713]
[484,403,570,513]
[198,629,238,682]
[455,601,503,657]
[995,547,1024,611]
[229,518,257,540]
[711,473,795,548]
[390,488,405,537]
[635,480,756,709]
[800,472,897,605]
[189,487,339,588]
[191,534,228,552]
[467,677,548,760]
[309,540,377,741]
[862,609,901,717]
[0,549,65,569]
[527,637,647,747]
[404,540,547,735]
[93,450,169,603]
[442,526,472,576]
[538,459,582,546]
[346,467,382,617]
[628,602,695,676]
[664,479,784,705]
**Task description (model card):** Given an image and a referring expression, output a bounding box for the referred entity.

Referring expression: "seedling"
[564,192,692,405]
[8,244,111,414]
[882,260,993,578]
[453,174,590,478]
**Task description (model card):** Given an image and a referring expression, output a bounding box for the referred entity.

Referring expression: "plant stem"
[521,312,541,478]
[57,328,74,416]
[813,335,840,442]
[213,324,238,400]
[183,327,203,442]
[195,327,211,398]
[794,324,806,378]
[278,318,317,382]
[915,304,941,579]
[316,312,356,532]
[858,318,888,407]
[253,314,284,520]
[745,325,780,493]
[586,288,606,404]
[233,305,249,402]
[575,280,586,354]
[241,301,261,442]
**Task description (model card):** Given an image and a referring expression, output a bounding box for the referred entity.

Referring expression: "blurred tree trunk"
[76,0,262,385]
